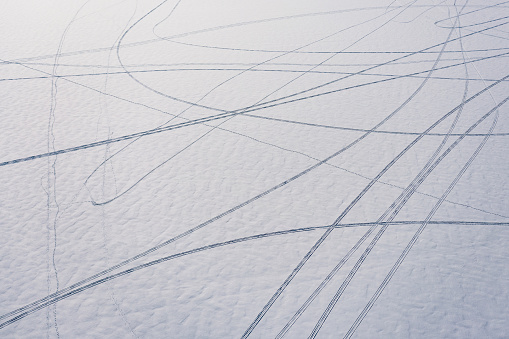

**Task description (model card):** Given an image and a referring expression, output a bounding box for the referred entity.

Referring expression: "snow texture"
[1,0,509,338]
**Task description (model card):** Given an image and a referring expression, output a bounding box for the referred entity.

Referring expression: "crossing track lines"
[3,54,507,336]
[2,1,509,337]
[1,220,508,330]
[4,44,509,169]
[241,22,508,337]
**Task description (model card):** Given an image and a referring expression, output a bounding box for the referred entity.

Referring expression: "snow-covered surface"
[1,0,509,338]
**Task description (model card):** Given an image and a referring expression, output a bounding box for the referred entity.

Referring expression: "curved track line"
[1,220,508,330]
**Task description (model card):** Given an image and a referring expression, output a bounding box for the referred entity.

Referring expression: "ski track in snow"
[1,1,508,338]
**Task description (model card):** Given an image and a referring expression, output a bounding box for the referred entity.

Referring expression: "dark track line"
[434,0,509,26]
[12,53,509,70]
[4,1,508,334]
[165,16,509,56]
[436,15,509,29]
[311,84,508,339]
[1,220,507,330]
[4,44,509,169]
[233,20,509,115]
[105,4,509,128]
[143,19,509,128]
[100,2,435,206]
[307,7,493,335]
[2,2,508,337]
[240,18,478,337]
[279,37,474,336]
[345,8,506,334]
[9,19,505,329]
[3,47,502,330]
[3,4,504,66]
[116,1,414,117]
[3,14,508,172]
[90,1,410,206]
[344,120,500,337]
[290,6,508,338]
[6,56,509,83]
[244,114,509,137]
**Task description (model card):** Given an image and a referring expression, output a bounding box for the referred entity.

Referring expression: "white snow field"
[1,0,509,338]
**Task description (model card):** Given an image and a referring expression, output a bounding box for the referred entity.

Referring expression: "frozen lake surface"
[1,0,509,337]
